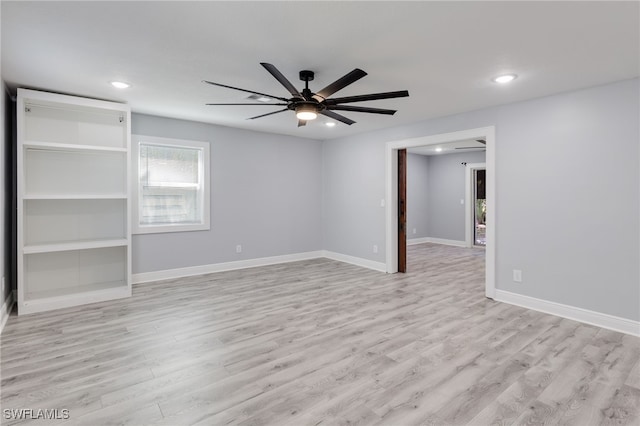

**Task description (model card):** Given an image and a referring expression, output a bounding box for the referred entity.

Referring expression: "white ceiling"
[2,1,638,141]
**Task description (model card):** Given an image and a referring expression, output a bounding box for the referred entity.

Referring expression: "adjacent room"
[1,2,638,425]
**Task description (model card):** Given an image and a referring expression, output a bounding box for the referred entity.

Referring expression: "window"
[132,135,210,234]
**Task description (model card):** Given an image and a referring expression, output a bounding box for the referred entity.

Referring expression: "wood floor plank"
[1,243,638,425]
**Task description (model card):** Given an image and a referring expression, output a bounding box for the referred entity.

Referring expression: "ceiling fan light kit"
[295,104,318,121]
[205,63,409,127]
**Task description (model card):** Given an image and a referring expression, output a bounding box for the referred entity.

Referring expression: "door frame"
[385,126,496,299]
[397,149,407,272]
[465,163,487,248]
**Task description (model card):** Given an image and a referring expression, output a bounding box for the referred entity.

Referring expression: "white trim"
[133,250,387,284]
[132,134,211,235]
[385,126,496,299]
[321,251,387,272]
[495,289,640,337]
[1,290,15,334]
[133,251,325,284]
[407,237,431,246]
[465,163,486,248]
[407,237,467,247]
[18,88,130,113]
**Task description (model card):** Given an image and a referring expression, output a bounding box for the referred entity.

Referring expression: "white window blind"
[133,136,210,234]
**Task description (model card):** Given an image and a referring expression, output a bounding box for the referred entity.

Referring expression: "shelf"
[23,246,127,301]
[23,239,128,254]
[24,100,127,149]
[23,141,127,153]
[24,148,126,195]
[25,280,128,301]
[22,194,127,200]
[24,199,126,246]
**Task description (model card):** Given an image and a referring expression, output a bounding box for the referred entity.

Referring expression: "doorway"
[385,126,496,299]
[465,163,487,247]
[474,169,487,246]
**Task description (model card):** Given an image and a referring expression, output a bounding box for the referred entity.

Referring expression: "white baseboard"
[408,237,467,247]
[133,251,324,284]
[1,290,15,334]
[321,250,387,273]
[407,237,430,246]
[494,289,640,337]
[133,250,387,284]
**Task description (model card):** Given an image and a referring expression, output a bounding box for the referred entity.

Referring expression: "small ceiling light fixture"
[110,81,130,89]
[325,122,336,127]
[492,74,517,84]
[247,94,271,103]
[295,103,318,121]
[435,147,443,152]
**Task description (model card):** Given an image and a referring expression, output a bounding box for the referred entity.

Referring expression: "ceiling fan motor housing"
[299,70,314,82]
[292,100,324,114]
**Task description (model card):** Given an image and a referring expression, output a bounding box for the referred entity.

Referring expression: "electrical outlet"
[236,245,242,254]
[373,245,378,254]
[380,199,385,207]
[412,228,417,235]
[513,269,522,283]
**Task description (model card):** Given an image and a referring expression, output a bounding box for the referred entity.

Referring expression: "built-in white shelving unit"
[17,89,131,314]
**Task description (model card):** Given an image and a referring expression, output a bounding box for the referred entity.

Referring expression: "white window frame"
[132,134,210,234]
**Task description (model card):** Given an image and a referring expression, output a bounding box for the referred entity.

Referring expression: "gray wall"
[131,114,323,274]
[322,131,387,263]
[322,78,639,321]
[426,151,486,241]
[406,153,429,239]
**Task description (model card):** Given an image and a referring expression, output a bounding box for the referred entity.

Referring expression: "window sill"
[132,223,210,235]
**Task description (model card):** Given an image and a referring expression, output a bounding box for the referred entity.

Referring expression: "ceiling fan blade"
[260,63,303,98]
[319,110,355,125]
[203,80,289,102]
[325,90,409,105]
[206,103,288,106]
[455,147,484,150]
[297,119,307,127]
[312,69,368,101]
[327,105,397,115]
[476,139,487,145]
[246,108,289,120]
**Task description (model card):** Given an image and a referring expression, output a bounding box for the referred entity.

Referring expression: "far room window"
[133,135,210,234]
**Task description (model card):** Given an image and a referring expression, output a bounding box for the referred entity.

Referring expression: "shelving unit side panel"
[16,93,27,308]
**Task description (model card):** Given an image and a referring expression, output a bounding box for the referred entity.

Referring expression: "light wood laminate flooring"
[1,243,639,425]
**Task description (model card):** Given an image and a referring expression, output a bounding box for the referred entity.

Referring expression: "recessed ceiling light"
[492,74,517,84]
[325,122,336,127]
[435,147,443,152]
[110,81,130,89]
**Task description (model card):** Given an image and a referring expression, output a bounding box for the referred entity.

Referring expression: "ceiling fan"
[204,63,409,127]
